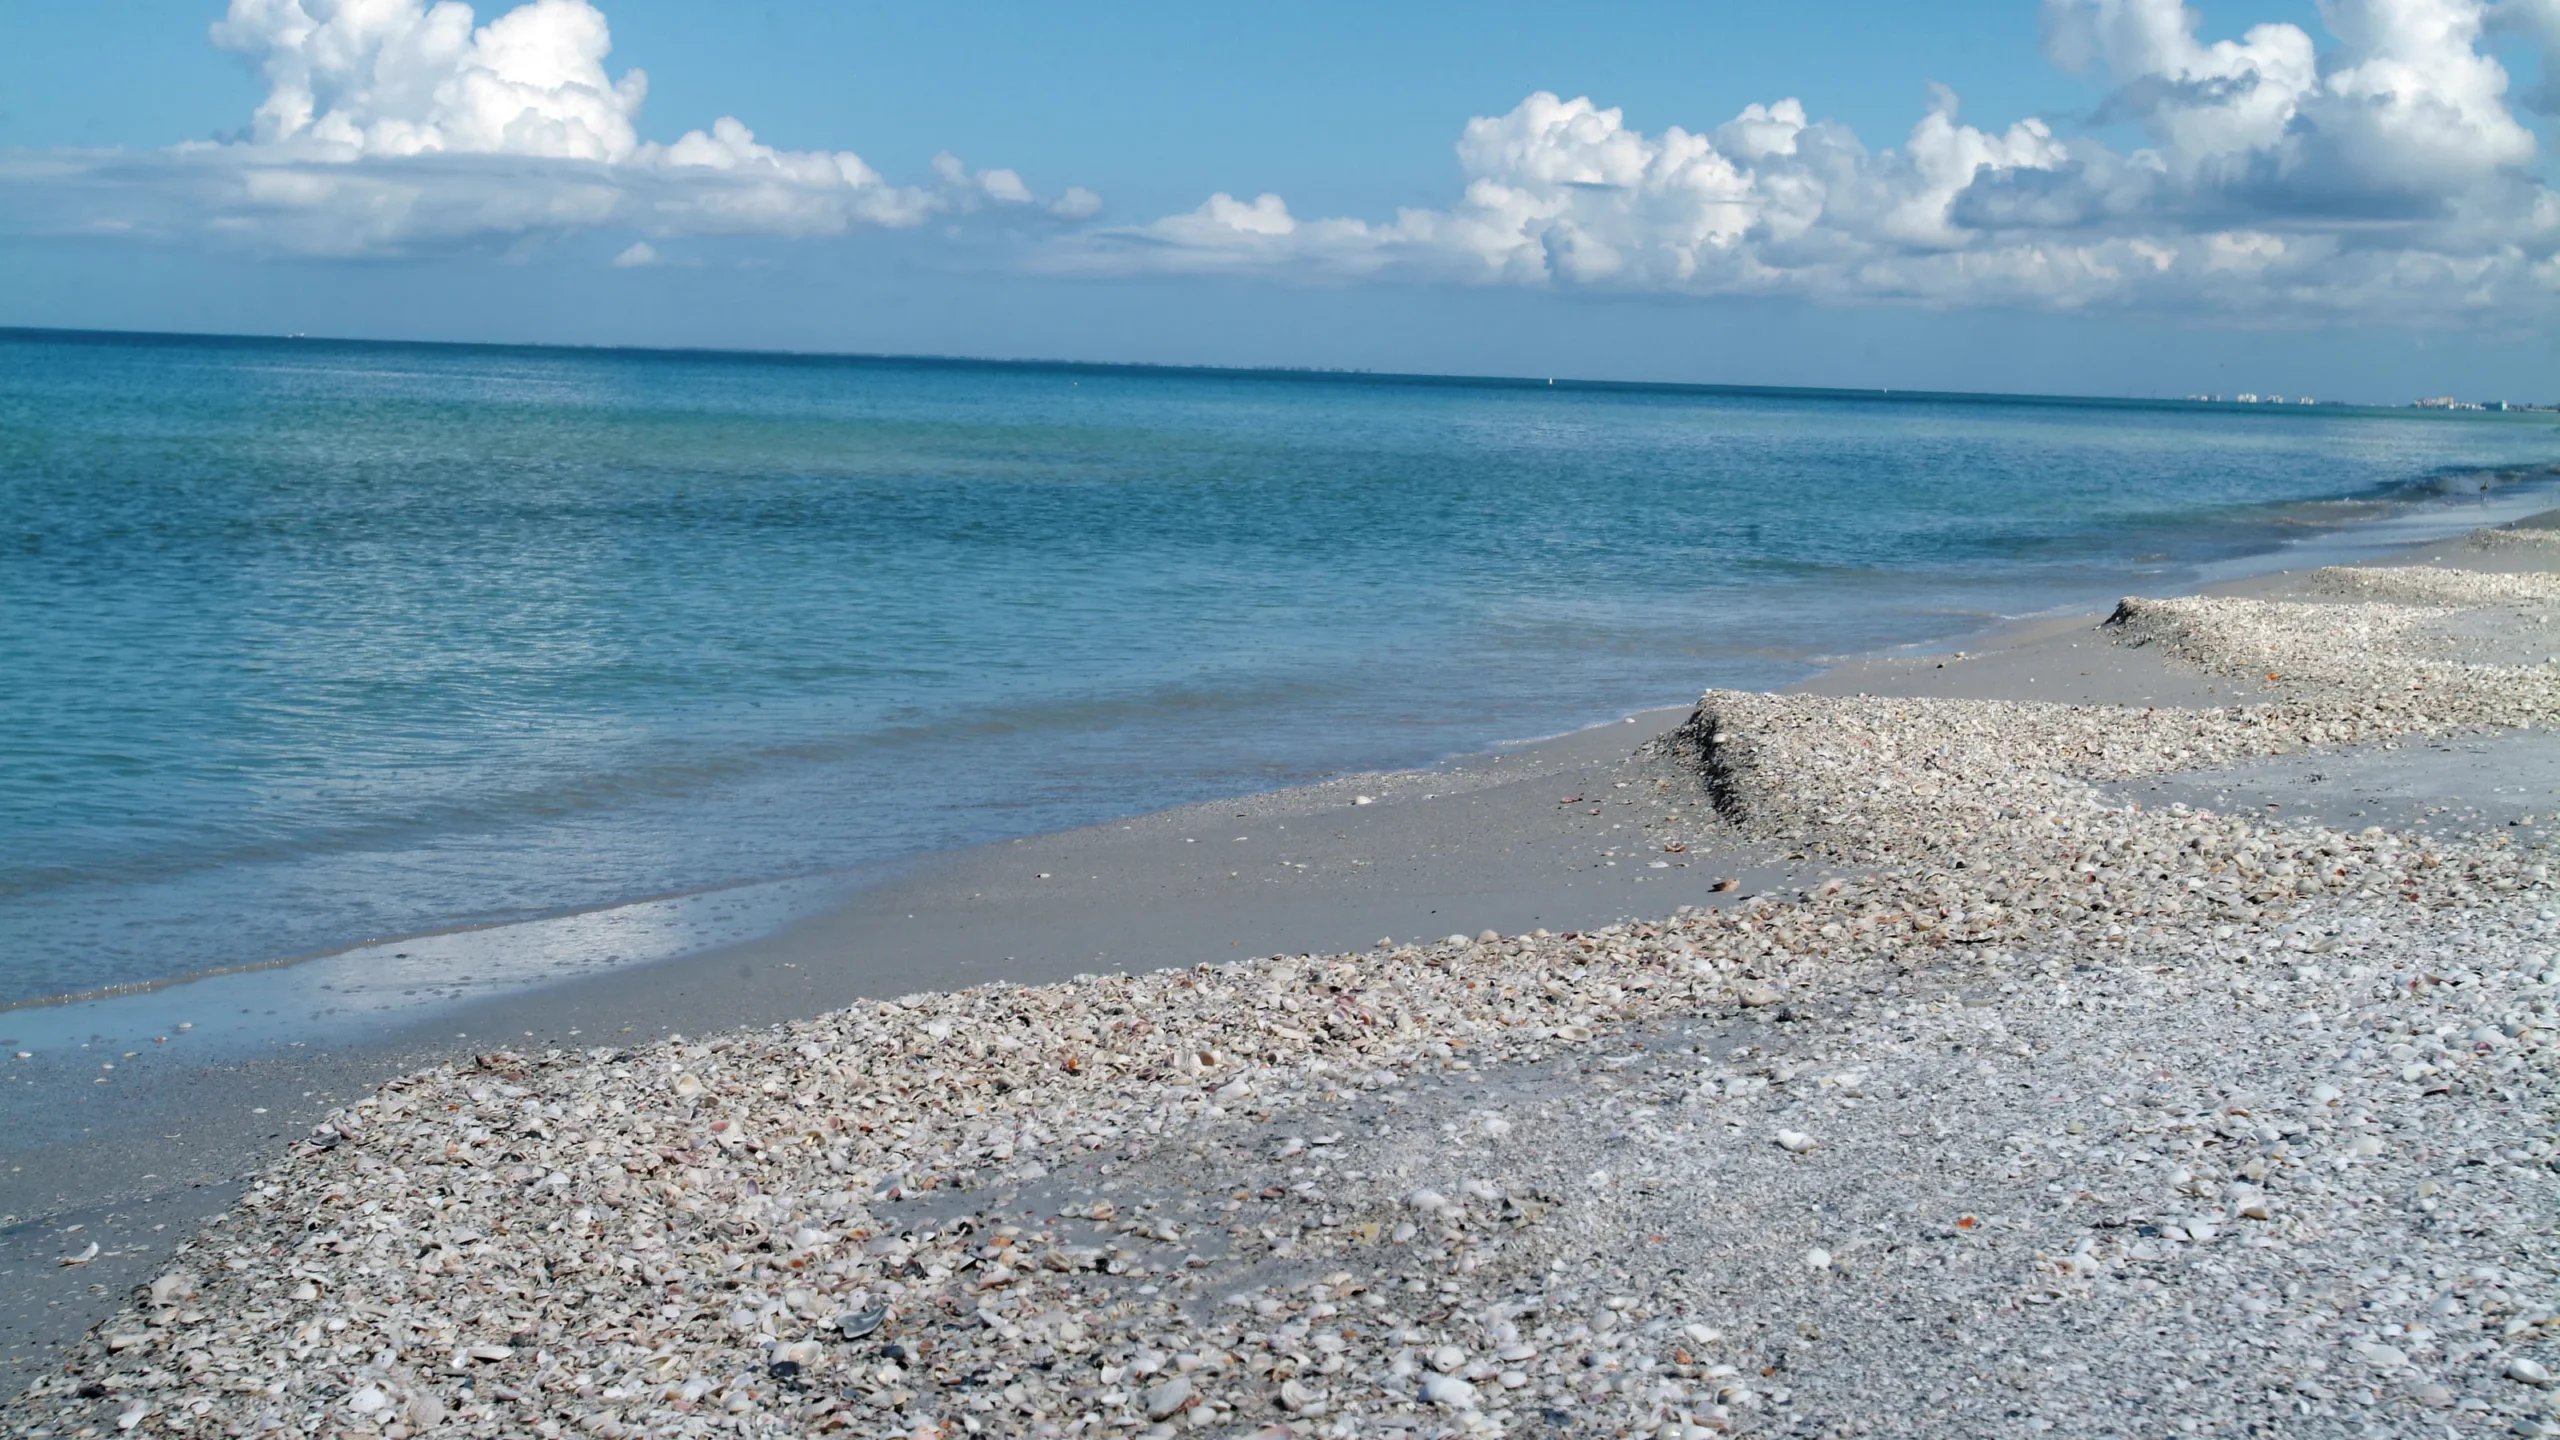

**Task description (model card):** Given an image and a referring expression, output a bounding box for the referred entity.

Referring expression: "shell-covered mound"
[2099,593,2557,730]
[2308,566,2560,605]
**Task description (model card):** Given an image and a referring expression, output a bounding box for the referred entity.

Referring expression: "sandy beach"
[7,514,2560,1437]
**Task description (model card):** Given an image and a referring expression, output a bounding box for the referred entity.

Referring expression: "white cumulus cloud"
[1064,0,2558,320]
[1,0,1093,256]
[1049,185,1104,220]
[211,0,648,161]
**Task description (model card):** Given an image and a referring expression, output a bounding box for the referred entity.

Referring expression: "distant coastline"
[9,323,2552,415]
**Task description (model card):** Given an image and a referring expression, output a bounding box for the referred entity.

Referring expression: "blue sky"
[3,0,2557,400]
[3,1,2145,212]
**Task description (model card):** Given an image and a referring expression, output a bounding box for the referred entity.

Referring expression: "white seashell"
[1142,1376,1195,1420]
[1421,1374,1478,1407]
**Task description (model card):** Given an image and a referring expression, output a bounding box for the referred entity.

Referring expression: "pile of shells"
[2098,594,2557,730]
[2307,565,2560,605]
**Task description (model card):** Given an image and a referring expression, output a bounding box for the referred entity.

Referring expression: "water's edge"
[6,471,2552,1066]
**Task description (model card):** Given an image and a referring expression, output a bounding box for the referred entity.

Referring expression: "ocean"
[4,327,2555,1016]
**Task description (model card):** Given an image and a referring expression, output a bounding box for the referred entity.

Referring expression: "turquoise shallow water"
[3,327,2556,1008]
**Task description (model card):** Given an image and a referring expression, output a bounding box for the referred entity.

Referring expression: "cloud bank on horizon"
[4,0,2555,322]
[3,0,1097,257]
[1083,0,2560,320]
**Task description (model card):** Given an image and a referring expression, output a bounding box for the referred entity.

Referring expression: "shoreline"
[6,509,2555,1434]
[4,494,2559,1405]
[11,469,2556,1032]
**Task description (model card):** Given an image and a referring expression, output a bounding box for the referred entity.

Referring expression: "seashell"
[1421,1374,1478,1407]
[1143,1376,1196,1420]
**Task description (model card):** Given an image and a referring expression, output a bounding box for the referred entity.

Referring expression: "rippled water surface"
[4,328,2555,1004]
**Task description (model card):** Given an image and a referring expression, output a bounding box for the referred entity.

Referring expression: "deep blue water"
[3,327,2556,1006]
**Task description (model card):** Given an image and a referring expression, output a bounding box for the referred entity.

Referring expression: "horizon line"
[0,322,2515,415]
